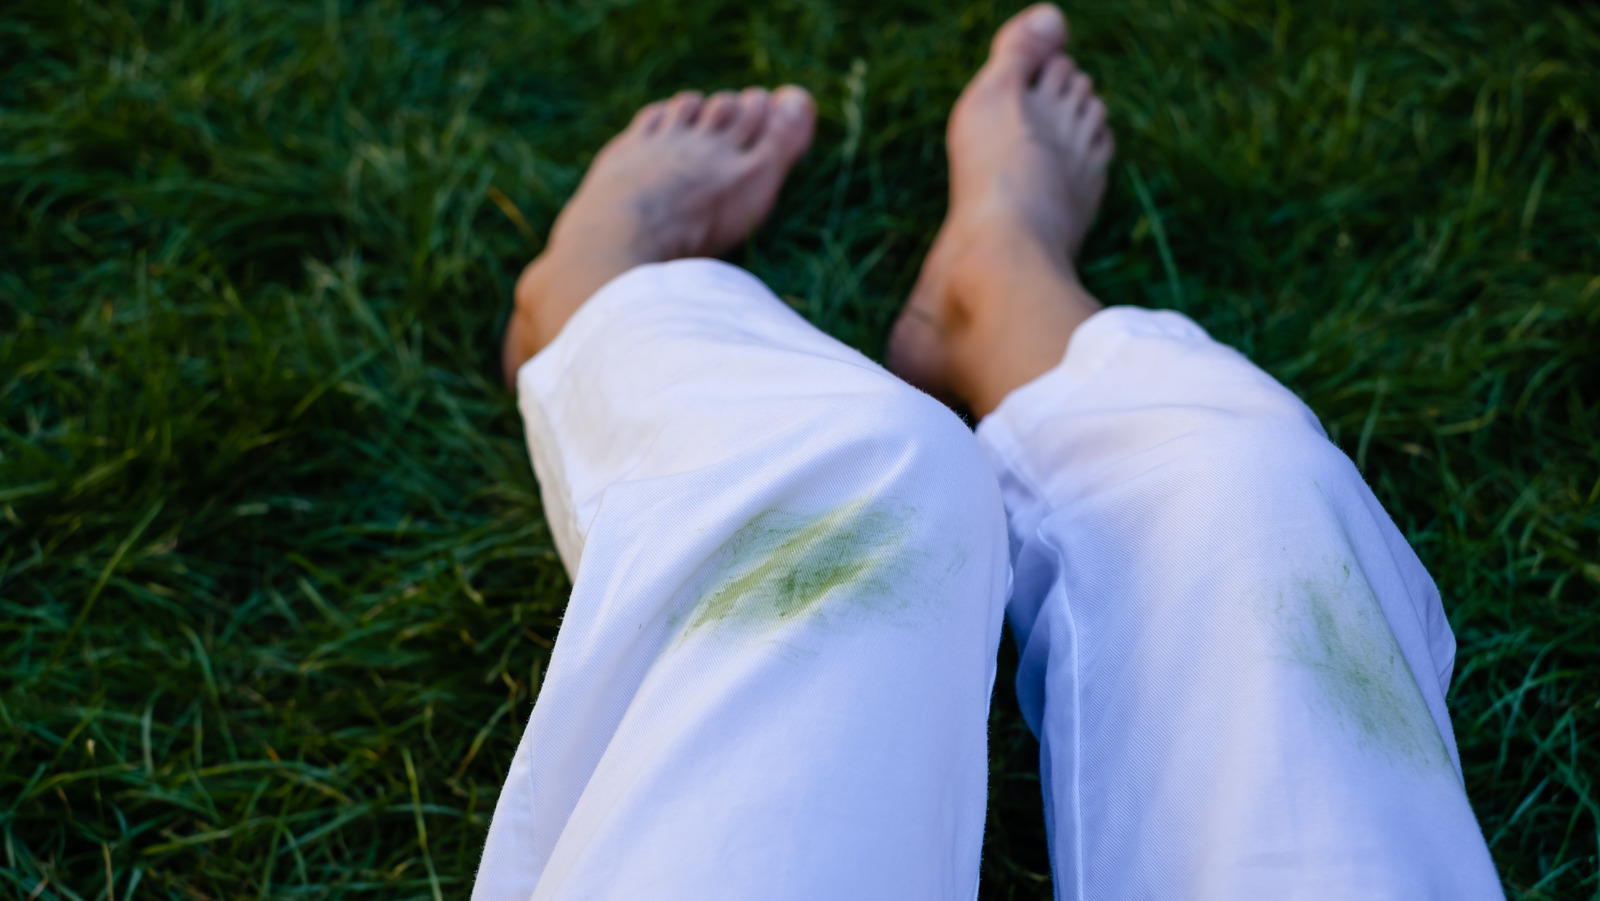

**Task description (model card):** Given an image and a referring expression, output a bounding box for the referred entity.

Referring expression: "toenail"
[1025,5,1065,39]
[776,89,809,118]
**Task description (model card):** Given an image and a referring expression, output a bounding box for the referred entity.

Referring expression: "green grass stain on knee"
[682,499,914,637]
[1280,560,1451,769]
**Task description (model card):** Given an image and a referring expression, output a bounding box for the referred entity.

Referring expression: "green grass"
[2,0,1596,898]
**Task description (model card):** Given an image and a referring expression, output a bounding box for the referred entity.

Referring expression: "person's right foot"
[887,3,1114,418]
[502,85,816,385]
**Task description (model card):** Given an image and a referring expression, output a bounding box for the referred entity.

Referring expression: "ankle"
[501,251,583,381]
[508,237,634,355]
[941,235,1100,417]
[513,256,565,345]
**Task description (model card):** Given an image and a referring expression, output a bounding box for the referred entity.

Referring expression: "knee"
[854,387,1000,508]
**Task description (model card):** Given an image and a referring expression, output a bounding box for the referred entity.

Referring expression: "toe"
[1063,72,1092,116]
[700,85,814,254]
[983,3,1067,87]
[728,87,771,146]
[630,100,668,134]
[700,90,741,131]
[751,85,816,166]
[1076,75,1097,113]
[1068,95,1108,156]
[664,90,704,128]
[1036,55,1074,95]
[1080,95,1107,140]
[1088,126,1115,167]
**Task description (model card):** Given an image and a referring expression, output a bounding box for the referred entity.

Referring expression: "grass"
[1,0,1596,898]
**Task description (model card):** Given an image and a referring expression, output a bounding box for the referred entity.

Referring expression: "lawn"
[2,0,1596,898]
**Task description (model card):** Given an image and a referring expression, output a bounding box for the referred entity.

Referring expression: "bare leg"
[887,3,1112,417]
[894,7,1504,898]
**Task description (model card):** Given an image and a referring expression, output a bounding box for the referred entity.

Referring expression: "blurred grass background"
[2,0,1597,898]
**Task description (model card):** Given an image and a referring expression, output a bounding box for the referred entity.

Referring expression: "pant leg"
[472,260,1010,901]
[976,307,1503,900]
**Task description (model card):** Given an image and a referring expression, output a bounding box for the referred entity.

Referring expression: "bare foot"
[887,3,1114,418]
[503,85,817,384]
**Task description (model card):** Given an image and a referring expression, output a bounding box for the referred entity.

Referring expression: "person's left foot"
[886,4,1112,417]
[503,85,817,385]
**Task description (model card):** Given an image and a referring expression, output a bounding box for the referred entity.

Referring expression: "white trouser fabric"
[476,260,1011,901]
[474,258,1503,900]
[978,308,1503,900]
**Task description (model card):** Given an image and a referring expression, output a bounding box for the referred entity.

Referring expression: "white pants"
[474,259,1503,900]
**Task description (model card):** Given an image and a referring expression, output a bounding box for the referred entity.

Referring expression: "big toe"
[752,85,816,165]
[984,3,1067,85]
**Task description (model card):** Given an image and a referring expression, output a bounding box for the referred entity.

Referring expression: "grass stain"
[681,498,915,638]
[1277,559,1451,770]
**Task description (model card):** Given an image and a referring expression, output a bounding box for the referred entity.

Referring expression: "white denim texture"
[473,258,1502,901]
